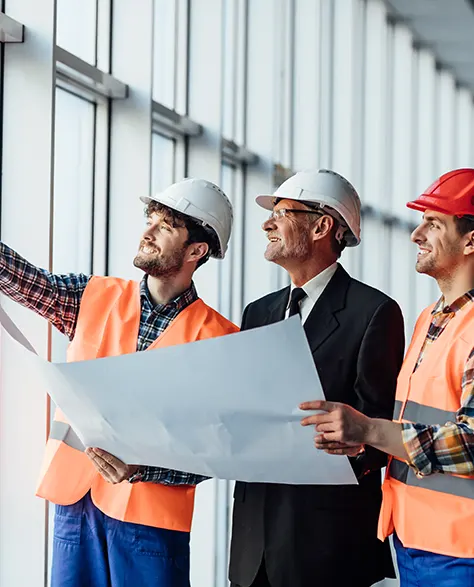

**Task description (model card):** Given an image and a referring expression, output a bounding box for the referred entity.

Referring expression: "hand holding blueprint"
[0,305,357,485]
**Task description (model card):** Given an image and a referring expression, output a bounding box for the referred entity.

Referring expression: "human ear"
[463,231,474,257]
[313,215,334,241]
[187,242,209,263]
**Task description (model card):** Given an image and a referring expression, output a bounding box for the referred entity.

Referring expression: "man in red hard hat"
[300,168,474,586]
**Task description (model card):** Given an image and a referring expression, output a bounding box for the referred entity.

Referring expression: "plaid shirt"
[0,242,208,487]
[402,291,474,476]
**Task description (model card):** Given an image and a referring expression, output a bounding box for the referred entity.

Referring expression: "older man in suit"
[229,169,405,587]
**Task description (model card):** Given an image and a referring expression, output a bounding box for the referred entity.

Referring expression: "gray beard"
[264,239,311,263]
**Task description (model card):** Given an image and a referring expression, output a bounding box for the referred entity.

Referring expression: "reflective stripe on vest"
[36,276,239,531]
[378,302,474,558]
[389,459,474,500]
[393,399,457,426]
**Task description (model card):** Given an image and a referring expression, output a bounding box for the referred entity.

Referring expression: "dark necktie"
[288,287,307,318]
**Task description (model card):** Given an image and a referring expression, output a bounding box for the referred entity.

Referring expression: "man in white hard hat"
[228,169,405,587]
[0,178,238,587]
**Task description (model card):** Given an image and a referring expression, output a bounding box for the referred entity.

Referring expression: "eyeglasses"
[268,208,324,221]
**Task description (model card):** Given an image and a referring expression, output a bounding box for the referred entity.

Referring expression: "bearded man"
[0,178,238,587]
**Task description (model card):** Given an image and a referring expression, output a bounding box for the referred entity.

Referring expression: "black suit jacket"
[229,265,405,587]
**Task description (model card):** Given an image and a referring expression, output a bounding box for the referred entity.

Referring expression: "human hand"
[312,441,365,457]
[299,400,371,453]
[85,447,139,484]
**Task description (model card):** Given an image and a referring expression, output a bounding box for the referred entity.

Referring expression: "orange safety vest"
[378,301,474,557]
[36,276,239,531]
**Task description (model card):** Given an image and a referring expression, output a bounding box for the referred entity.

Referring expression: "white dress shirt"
[285,262,338,324]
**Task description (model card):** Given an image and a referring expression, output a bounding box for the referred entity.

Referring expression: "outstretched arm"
[0,242,90,340]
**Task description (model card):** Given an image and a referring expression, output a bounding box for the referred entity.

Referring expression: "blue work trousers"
[51,491,190,587]
[394,533,474,587]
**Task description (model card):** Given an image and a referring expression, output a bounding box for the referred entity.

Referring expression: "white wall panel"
[244,0,278,303]
[414,50,437,193]
[436,70,457,173]
[186,0,223,313]
[108,1,154,280]
[317,0,334,169]
[362,0,389,210]
[153,0,177,107]
[360,217,389,294]
[0,1,56,585]
[388,25,418,333]
[293,0,321,170]
[390,24,415,219]
[186,3,224,585]
[455,87,474,168]
[332,0,364,184]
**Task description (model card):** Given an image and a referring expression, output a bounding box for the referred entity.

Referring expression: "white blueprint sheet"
[0,305,357,485]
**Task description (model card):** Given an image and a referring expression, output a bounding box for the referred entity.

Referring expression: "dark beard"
[133,246,187,278]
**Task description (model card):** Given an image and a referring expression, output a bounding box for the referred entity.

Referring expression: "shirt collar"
[140,277,198,311]
[289,262,338,306]
[432,289,474,315]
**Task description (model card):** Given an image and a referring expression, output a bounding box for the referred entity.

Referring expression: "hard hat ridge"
[407,168,474,217]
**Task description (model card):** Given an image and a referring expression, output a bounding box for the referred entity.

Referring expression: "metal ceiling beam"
[55,46,128,100]
[0,12,24,42]
[222,139,259,166]
[152,101,203,138]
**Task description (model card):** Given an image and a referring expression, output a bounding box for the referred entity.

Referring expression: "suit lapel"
[304,265,350,353]
[266,286,290,325]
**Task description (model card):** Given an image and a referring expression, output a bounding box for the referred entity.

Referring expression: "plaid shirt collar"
[140,277,198,311]
[431,289,474,316]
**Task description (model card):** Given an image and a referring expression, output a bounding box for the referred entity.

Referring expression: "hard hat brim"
[255,195,275,210]
[407,198,454,216]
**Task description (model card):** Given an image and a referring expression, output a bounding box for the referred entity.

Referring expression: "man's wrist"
[362,418,407,459]
[363,417,380,447]
[127,465,144,484]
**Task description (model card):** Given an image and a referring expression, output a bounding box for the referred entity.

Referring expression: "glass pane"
[360,216,389,294]
[47,88,95,583]
[389,226,416,338]
[151,133,176,193]
[153,0,177,107]
[219,163,235,320]
[53,91,95,277]
[222,0,236,138]
[56,0,98,64]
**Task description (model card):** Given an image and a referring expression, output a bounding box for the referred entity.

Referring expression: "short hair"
[145,201,219,268]
[329,229,346,258]
[303,202,346,259]
[454,215,474,237]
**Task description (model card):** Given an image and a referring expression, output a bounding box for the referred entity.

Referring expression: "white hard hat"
[256,169,361,247]
[140,178,233,259]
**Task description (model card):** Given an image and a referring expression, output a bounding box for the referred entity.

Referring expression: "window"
[151,133,177,193]
[56,0,98,64]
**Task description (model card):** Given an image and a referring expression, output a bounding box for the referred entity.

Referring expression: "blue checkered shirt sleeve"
[130,467,209,485]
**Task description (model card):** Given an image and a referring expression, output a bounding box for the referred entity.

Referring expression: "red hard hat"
[407,168,474,217]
